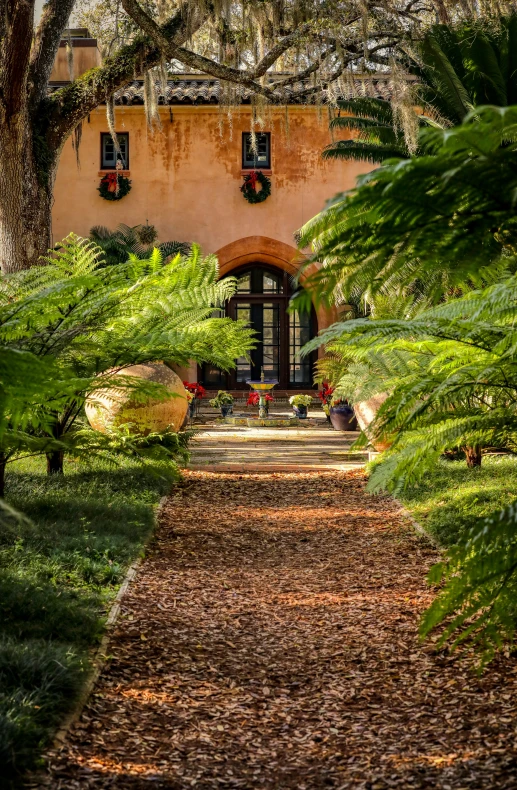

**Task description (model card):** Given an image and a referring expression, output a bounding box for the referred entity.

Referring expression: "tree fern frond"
[0,237,253,489]
[420,500,517,668]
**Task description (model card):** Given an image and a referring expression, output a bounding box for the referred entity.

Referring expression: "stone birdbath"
[246,368,278,419]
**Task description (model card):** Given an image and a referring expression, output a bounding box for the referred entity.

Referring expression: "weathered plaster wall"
[52,104,370,257]
[53,103,370,386]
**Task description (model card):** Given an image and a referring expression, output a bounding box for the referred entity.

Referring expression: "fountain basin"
[246,376,280,419]
[246,380,278,392]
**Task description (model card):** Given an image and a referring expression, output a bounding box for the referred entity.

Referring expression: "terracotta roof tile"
[49,77,396,105]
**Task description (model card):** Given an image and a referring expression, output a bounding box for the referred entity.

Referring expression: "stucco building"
[51,33,376,392]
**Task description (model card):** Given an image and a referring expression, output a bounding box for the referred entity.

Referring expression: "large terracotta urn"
[85,362,188,436]
[354,393,391,452]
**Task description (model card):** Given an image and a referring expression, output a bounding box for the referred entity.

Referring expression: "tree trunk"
[0,453,6,498]
[46,450,64,476]
[0,111,55,273]
[465,445,482,468]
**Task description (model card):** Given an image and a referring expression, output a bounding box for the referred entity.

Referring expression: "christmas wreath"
[240,170,271,204]
[98,172,132,201]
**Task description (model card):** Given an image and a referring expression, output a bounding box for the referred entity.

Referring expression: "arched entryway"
[201,262,317,389]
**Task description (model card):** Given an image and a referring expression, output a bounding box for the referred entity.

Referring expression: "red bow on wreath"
[247,170,258,190]
[102,172,119,193]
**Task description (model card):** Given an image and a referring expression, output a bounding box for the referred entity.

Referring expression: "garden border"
[368,451,440,547]
[51,494,168,748]
[393,497,440,547]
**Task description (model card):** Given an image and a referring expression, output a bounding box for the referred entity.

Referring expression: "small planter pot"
[188,398,201,419]
[292,405,308,419]
[220,404,233,418]
[329,404,358,431]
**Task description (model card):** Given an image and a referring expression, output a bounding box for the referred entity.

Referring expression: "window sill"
[241,168,272,176]
[98,170,131,177]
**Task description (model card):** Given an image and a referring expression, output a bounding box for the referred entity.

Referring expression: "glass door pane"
[290,309,312,385]
[235,303,252,383]
[262,302,280,380]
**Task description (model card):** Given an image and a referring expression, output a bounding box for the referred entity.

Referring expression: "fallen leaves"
[44,470,517,789]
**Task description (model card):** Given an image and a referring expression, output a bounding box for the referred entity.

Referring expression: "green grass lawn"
[0,456,178,785]
[398,455,517,546]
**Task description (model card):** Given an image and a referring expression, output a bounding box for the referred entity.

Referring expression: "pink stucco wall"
[52,104,370,254]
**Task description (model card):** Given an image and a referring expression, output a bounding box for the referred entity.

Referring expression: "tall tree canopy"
[323,14,517,164]
[0,0,498,273]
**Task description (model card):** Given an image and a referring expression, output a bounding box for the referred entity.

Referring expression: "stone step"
[188,463,365,472]
[192,445,358,451]
[188,422,368,473]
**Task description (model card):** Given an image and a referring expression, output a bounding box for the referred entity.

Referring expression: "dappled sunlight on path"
[44,471,517,789]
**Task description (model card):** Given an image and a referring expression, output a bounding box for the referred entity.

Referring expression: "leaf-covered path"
[45,471,517,789]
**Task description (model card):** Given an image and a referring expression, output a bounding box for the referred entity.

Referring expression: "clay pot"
[85,362,188,436]
[353,393,391,451]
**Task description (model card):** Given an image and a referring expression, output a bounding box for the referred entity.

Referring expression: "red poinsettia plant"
[183,382,206,399]
[247,392,274,406]
[317,382,334,405]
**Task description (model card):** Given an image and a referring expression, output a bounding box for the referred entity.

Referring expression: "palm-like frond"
[299,106,517,305]
[158,240,191,258]
[325,16,517,167]
[89,223,190,266]
[459,32,508,106]
[332,98,396,126]
[418,30,474,123]
[322,140,407,164]
[325,98,412,163]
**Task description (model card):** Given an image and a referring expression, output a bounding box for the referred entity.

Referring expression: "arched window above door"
[235,269,284,294]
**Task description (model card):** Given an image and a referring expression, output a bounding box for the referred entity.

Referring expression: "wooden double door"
[201,264,315,390]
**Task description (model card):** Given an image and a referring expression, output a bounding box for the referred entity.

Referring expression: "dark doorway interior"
[201,264,316,390]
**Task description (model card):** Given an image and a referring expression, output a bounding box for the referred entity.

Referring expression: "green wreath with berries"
[98,173,132,201]
[240,170,271,204]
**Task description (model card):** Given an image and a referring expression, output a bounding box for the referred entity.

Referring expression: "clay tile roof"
[112,77,395,105]
[48,75,397,105]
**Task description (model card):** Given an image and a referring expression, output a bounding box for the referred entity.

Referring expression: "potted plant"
[289,394,313,419]
[247,391,274,415]
[183,381,206,418]
[329,396,358,431]
[318,382,334,422]
[209,390,234,417]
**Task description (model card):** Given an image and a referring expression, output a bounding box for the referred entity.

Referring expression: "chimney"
[49,29,101,83]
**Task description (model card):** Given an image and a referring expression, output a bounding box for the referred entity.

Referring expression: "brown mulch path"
[44,470,517,789]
